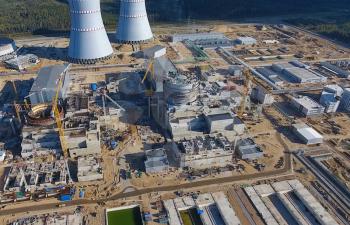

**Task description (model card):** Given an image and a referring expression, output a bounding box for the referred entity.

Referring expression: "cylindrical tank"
[164,75,199,106]
[68,0,113,64]
[116,0,153,43]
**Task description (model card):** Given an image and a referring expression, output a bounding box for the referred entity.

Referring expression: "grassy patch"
[107,207,143,225]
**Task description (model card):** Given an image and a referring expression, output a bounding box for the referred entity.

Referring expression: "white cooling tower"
[116,0,153,44]
[68,0,113,64]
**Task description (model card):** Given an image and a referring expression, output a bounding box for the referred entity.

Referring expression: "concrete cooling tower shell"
[116,0,153,43]
[68,0,113,64]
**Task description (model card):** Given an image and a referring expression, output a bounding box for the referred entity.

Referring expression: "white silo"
[68,0,113,64]
[116,0,153,44]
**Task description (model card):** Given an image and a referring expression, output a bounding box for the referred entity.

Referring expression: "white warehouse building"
[293,123,323,145]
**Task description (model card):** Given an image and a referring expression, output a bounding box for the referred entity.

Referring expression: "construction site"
[0,20,350,225]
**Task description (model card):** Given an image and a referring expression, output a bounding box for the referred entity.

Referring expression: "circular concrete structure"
[26,104,63,126]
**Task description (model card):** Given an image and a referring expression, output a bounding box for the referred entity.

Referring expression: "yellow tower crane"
[52,76,68,158]
[141,59,155,97]
[237,70,253,118]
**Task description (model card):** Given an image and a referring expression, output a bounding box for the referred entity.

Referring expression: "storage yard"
[0,20,350,225]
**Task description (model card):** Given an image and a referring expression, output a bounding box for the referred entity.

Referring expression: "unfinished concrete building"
[172,134,234,169]
[21,128,61,158]
[236,138,264,160]
[77,156,103,182]
[65,121,101,158]
[4,160,70,192]
[144,148,169,173]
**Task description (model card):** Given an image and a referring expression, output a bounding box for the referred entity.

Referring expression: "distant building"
[144,148,169,173]
[171,32,226,43]
[291,96,325,116]
[320,61,350,78]
[5,54,39,71]
[320,85,342,113]
[0,37,16,61]
[256,67,284,86]
[29,64,70,105]
[272,62,326,83]
[143,45,166,59]
[236,138,263,160]
[292,123,323,145]
[235,37,257,45]
[0,142,5,162]
[340,88,350,111]
[228,65,243,77]
[251,85,275,105]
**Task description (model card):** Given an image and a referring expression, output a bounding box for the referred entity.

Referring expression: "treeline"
[287,18,350,43]
[1,0,350,35]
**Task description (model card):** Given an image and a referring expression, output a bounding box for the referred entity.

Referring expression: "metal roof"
[0,37,14,46]
[293,123,323,140]
[30,64,69,92]
[206,113,233,121]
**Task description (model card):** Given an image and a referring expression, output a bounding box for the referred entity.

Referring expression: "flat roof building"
[171,32,226,43]
[144,148,169,173]
[292,123,323,145]
[235,37,257,45]
[236,138,263,160]
[175,135,234,169]
[291,96,325,116]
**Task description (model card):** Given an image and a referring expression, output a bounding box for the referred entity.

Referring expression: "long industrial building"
[68,0,113,64]
[163,192,241,225]
[245,180,339,225]
[116,0,153,43]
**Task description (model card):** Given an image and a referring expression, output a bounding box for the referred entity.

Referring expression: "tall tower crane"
[52,75,67,158]
[142,59,156,117]
[237,70,253,118]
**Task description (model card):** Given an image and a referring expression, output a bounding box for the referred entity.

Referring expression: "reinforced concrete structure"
[77,156,103,182]
[4,160,70,192]
[68,0,113,64]
[173,134,234,169]
[116,0,153,43]
[144,148,169,173]
[0,37,16,61]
